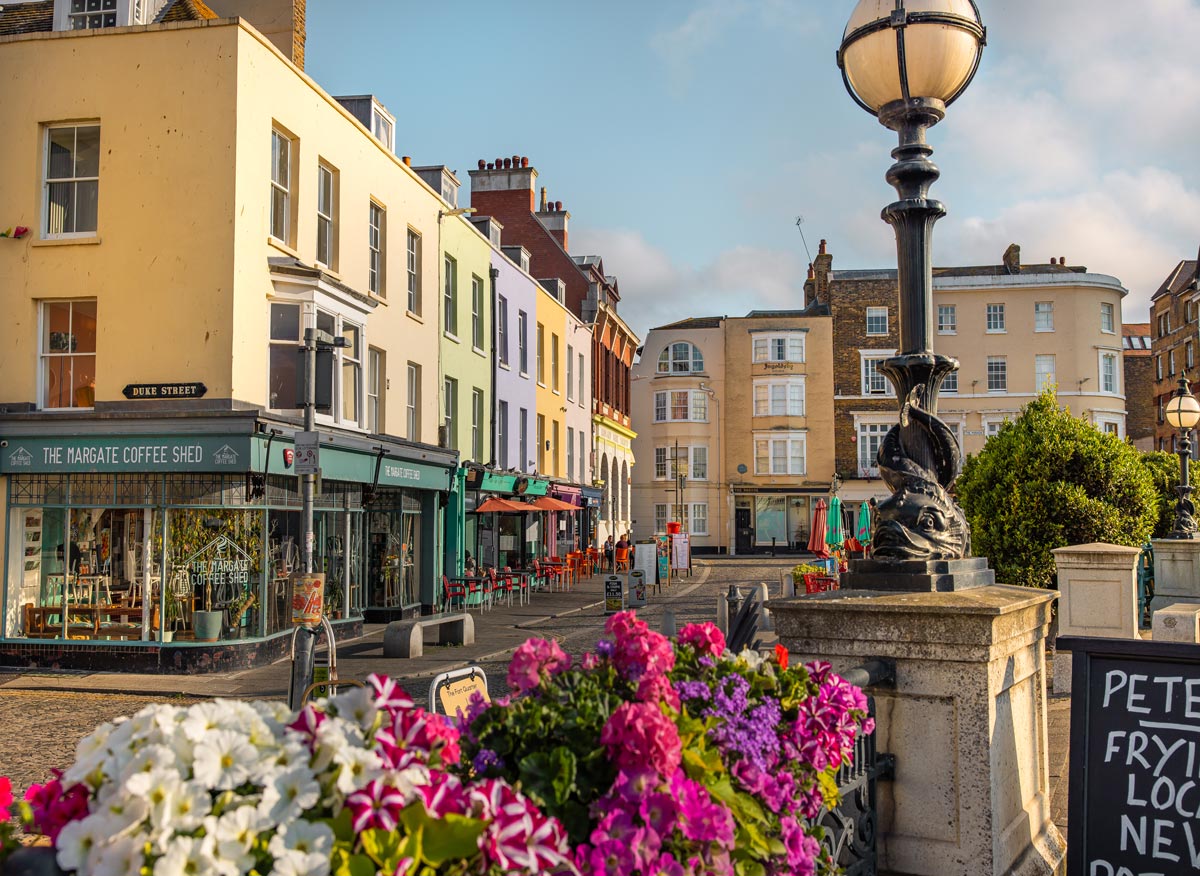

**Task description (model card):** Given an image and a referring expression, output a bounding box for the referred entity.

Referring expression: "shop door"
[735,508,753,553]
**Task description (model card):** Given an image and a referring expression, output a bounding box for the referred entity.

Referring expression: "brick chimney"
[536,198,569,252]
[812,239,833,305]
[468,157,538,216]
[1002,243,1021,275]
[204,0,306,68]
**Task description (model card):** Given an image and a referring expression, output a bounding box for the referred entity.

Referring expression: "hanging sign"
[1059,636,1200,876]
[122,382,208,399]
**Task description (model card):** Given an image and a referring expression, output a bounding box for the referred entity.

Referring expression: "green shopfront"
[0,422,454,671]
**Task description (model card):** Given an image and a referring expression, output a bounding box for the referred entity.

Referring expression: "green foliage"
[790,563,827,581]
[957,389,1158,588]
[1140,451,1182,538]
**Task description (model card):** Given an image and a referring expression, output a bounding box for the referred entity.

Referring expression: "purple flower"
[674,680,712,702]
[781,816,820,875]
[595,638,616,659]
[472,748,504,774]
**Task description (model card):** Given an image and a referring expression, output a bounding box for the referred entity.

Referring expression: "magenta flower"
[286,703,326,745]
[671,770,735,846]
[0,776,12,824]
[376,705,462,767]
[781,816,820,875]
[507,637,571,694]
[600,701,682,779]
[605,611,675,682]
[478,783,574,873]
[677,622,726,658]
[345,778,408,833]
[368,673,415,712]
[636,671,681,711]
[23,774,89,842]
[416,771,467,818]
[647,852,687,876]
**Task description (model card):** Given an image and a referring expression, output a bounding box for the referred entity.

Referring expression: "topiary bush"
[956,389,1158,588]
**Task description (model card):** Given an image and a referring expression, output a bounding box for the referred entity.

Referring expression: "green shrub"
[956,389,1157,588]
[1140,450,1182,538]
[791,562,827,581]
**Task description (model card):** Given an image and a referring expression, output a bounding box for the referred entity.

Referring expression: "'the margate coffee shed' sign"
[1059,636,1200,876]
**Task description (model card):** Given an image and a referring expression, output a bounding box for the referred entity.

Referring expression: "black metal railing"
[818,660,896,876]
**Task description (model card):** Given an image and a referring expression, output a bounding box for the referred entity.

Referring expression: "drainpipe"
[489,266,500,466]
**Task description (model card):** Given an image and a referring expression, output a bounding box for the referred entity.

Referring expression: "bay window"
[752,334,805,363]
[267,302,365,427]
[753,378,805,416]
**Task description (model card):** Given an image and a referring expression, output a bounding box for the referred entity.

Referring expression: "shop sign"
[0,435,251,473]
[122,382,208,400]
[184,536,253,603]
[478,472,549,496]
[760,362,795,373]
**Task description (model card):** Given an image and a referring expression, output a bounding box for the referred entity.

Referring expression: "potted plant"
[191,577,223,643]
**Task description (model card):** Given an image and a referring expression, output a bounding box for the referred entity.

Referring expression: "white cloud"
[571,227,808,338]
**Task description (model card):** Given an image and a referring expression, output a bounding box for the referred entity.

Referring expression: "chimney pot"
[521,156,529,168]
[1061,256,1066,265]
[402,156,411,167]
[819,239,827,255]
[495,158,502,169]
[807,263,815,279]
[540,187,548,212]
[555,200,563,212]
[477,159,486,169]
[503,158,511,169]
[1050,258,1057,265]
[511,155,520,166]
[487,163,494,170]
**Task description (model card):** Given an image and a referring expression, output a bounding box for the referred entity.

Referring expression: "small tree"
[957,389,1157,588]
[1140,450,1181,539]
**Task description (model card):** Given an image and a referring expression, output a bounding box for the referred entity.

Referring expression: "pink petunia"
[345,778,407,833]
[0,776,11,823]
[600,702,681,779]
[677,622,726,659]
[368,673,416,712]
[23,775,89,842]
[507,637,571,694]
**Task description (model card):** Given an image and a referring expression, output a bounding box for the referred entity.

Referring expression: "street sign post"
[294,431,320,475]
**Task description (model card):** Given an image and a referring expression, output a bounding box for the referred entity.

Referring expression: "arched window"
[657,341,704,374]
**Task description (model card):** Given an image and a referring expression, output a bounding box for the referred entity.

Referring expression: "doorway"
[735,507,753,553]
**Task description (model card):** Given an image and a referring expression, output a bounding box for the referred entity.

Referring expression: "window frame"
[567,426,575,480]
[406,229,421,314]
[987,355,1007,392]
[38,298,98,411]
[443,377,458,450]
[652,390,708,423]
[518,311,529,375]
[986,303,1006,333]
[443,255,458,337]
[551,333,560,392]
[1099,351,1119,394]
[43,123,101,239]
[470,275,485,351]
[753,432,807,476]
[689,503,709,536]
[752,377,806,416]
[1100,302,1115,334]
[498,401,509,469]
[865,307,888,336]
[406,362,420,442]
[856,422,891,477]
[269,127,293,246]
[67,0,118,29]
[1034,301,1054,333]
[752,333,805,363]
[471,387,484,461]
[315,161,337,269]
[367,347,383,433]
[657,341,705,373]
[368,202,385,297]
[942,370,958,393]
[860,351,896,397]
[937,304,956,335]
[1035,354,1056,391]
[497,296,509,366]
[566,344,575,401]
[267,301,365,429]
[536,323,545,386]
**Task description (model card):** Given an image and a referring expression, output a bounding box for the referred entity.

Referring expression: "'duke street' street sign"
[1058,636,1200,876]
[122,382,207,399]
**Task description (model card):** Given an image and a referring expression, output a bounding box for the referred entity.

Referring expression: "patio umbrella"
[807,499,830,559]
[473,497,524,514]
[825,495,845,552]
[527,496,578,512]
[855,501,873,546]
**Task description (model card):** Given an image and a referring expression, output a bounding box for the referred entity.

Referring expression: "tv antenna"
[795,215,813,264]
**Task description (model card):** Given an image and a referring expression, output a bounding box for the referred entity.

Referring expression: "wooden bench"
[383,612,475,658]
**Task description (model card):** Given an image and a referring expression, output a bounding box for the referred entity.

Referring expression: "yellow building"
[534,282,568,481]
[0,15,460,665]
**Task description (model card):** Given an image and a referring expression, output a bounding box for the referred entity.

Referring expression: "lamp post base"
[842,556,995,592]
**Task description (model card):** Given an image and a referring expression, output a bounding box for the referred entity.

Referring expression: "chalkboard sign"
[1059,636,1200,876]
[604,575,625,615]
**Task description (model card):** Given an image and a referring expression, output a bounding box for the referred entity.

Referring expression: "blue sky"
[307,0,1200,338]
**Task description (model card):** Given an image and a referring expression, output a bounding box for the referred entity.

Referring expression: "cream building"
[0,12,462,665]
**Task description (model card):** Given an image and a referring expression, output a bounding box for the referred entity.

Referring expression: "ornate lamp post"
[837,0,986,568]
[1164,374,1200,539]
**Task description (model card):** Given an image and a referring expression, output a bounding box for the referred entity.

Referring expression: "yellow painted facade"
[535,287,568,479]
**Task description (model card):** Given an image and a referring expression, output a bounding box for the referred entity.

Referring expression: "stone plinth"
[1152,603,1200,643]
[1051,542,1141,695]
[842,557,995,592]
[1151,537,1200,609]
[773,585,1064,876]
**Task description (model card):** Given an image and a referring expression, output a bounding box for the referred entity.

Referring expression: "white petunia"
[737,647,765,670]
[272,738,313,771]
[193,729,259,790]
[259,766,320,824]
[63,721,116,785]
[309,719,353,773]
[332,745,384,795]
[55,814,107,873]
[125,767,182,830]
[326,685,379,733]
[93,791,151,836]
[206,804,266,873]
[152,834,224,876]
[268,821,334,876]
[388,763,433,800]
[92,834,148,876]
[180,701,230,742]
[167,779,212,830]
[117,743,182,785]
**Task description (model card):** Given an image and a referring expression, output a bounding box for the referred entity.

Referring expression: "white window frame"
[657,341,705,373]
[689,503,709,536]
[1035,354,1055,391]
[38,298,97,411]
[367,347,383,433]
[942,370,958,393]
[1170,350,1176,376]
[67,0,118,30]
[406,362,419,441]
[443,377,458,450]
[316,162,337,269]
[1035,301,1054,333]
[654,504,668,535]
[471,275,484,350]
[443,255,458,337]
[753,377,806,416]
[536,323,545,385]
[270,128,292,245]
[267,298,366,429]
[566,344,575,401]
[551,333,560,392]
[987,356,1007,392]
[1157,356,1163,381]
[1099,351,1119,395]
[368,202,385,297]
[567,426,575,480]
[752,333,806,363]
[652,390,708,423]
[518,311,529,375]
[856,421,892,478]
[986,303,1006,333]
[498,401,509,469]
[1189,343,1195,371]
[865,307,888,336]
[497,296,509,366]
[753,431,807,476]
[860,350,896,397]
[471,387,484,460]
[44,123,101,239]
[519,408,529,470]
[371,107,394,152]
[1100,302,1115,334]
[937,304,956,335]
[406,229,421,314]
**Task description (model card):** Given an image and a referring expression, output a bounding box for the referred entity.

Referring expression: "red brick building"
[1149,253,1200,452]
[1122,323,1153,451]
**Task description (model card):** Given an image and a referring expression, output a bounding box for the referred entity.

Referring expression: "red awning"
[527,496,579,512]
[473,497,526,513]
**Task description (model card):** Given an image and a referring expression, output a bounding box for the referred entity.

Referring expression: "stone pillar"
[1050,543,1141,694]
[773,585,1064,876]
[1151,537,1200,609]
[1152,603,1200,643]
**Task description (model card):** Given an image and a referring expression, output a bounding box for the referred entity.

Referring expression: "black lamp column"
[1166,374,1200,539]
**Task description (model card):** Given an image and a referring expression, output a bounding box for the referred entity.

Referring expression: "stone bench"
[383,613,475,658]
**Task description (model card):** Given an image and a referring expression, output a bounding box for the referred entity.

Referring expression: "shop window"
[44,124,100,237]
[40,299,97,410]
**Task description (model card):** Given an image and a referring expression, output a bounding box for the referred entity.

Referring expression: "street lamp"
[1164,374,1200,539]
[836,0,985,563]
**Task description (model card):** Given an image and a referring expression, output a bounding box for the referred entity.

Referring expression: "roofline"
[932,272,1128,295]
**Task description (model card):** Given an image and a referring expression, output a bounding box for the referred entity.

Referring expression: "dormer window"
[372,109,394,153]
[657,342,704,374]
[69,0,118,29]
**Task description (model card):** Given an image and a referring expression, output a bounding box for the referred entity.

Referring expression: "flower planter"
[191,609,222,642]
